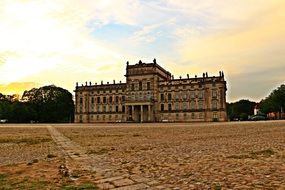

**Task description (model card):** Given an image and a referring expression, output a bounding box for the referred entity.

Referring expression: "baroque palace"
[74,59,227,123]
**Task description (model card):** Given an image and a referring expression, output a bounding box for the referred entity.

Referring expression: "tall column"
[148,105,151,122]
[140,105,143,123]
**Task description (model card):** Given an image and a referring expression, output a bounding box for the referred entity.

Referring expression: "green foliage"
[0,173,97,190]
[227,99,256,121]
[260,84,285,114]
[0,85,74,123]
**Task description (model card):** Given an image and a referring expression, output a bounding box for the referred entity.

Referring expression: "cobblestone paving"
[0,126,57,165]
[53,121,285,189]
[47,125,156,189]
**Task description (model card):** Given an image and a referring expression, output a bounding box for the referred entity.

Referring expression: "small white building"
[254,103,261,115]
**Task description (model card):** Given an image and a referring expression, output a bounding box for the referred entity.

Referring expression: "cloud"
[0,82,39,95]
[0,0,284,102]
[175,1,285,101]
[0,0,136,87]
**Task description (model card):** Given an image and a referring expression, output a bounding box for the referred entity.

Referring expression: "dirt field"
[0,121,284,189]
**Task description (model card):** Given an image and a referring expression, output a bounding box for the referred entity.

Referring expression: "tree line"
[1,84,283,123]
[0,85,74,123]
[227,84,285,120]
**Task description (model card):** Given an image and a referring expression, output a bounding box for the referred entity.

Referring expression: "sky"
[0,0,284,102]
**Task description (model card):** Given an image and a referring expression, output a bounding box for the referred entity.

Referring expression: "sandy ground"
[0,121,284,189]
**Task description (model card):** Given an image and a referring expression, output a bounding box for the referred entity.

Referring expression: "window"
[139,81,142,90]
[97,105,100,112]
[212,90,217,98]
[190,101,196,110]
[161,104,164,111]
[91,97,94,104]
[147,82,150,90]
[190,91,195,99]
[175,93,179,101]
[198,91,204,99]
[116,96,119,103]
[168,104,172,111]
[103,105,106,112]
[198,101,204,110]
[109,96,113,103]
[131,84,134,91]
[116,106,119,112]
[109,105,112,112]
[213,112,218,119]
[80,98,83,104]
[212,100,218,109]
[97,97,100,104]
[122,96,125,102]
[160,94,164,101]
[213,82,216,87]
[183,102,187,110]
[168,93,172,100]
[122,106,125,113]
[175,102,179,110]
[103,97,106,103]
[183,93,187,100]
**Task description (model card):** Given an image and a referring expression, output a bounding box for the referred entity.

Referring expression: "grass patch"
[0,173,8,187]
[213,183,222,190]
[0,172,97,190]
[87,148,109,155]
[227,148,275,159]
[0,137,51,145]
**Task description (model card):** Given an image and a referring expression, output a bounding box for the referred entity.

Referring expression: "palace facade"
[74,59,227,123]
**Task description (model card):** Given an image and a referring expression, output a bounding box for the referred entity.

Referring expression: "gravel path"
[55,121,285,189]
[47,125,157,189]
[1,122,284,189]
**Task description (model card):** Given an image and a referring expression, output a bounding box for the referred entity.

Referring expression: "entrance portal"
[127,105,152,122]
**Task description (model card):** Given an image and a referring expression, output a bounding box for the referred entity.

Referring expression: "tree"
[260,84,285,114]
[227,99,256,121]
[22,85,74,123]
